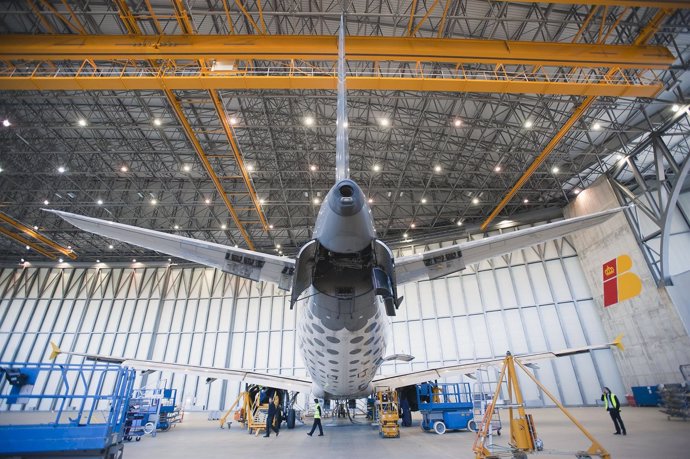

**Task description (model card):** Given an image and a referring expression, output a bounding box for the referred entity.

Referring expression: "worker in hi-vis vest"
[601,386,627,435]
[307,398,324,436]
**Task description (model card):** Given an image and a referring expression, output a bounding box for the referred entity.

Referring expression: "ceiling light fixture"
[183,164,191,172]
[57,166,65,173]
[457,220,463,226]
[368,198,373,204]
[108,244,114,249]
[373,164,381,172]
[2,119,10,127]
[25,245,30,250]
[378,118,390,127]
[403,233,408,238]
[434,165,442,172]
[120,166,128,172]
[221,224,227,230]
[247,164,254,172]
[472,197,479,204]
[276,244,281,249]
[304,116,315,126]
[259,198,265,205]
[421,198,427,204]
[313,197,321,205]
[229,116,238,125]
[78,119,87,127]
[523,198,529,204]
[494,165,501,172]
[96,259,100,263]
[573,188,581,195]
[33,225,38,230]
[410,223,416,228]
[592,122,602,131]
[150,198,157,205]
[58,258,64,263]
[174,224,179,230]
[310,165,317,171]
[453,119,462,127]
[269,224,274,229]
[552,166,560,173]
[132,259,136,263]
[672,104,680,112]
[205,198,211,204]
[43,200,49,205]
[153,118,162,126]
[524,120,533,129]
[97,199,103,205]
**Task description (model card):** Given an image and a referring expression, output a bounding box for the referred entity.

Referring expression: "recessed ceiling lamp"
[313,197,321,205]
[96,259,100,263]
[247,164,254,172]
[269,224,274,229]
[2,119,10,127]
[78,119,87,127]
[368,198,373,204]
[457,220,463,226]
[494,165,501,172]
[403,233,408,238]
[421,198,427,204]
[43,200,49,205]
[373,164,381,172]
[205,198,211,204]
[183,164,191,172]
[132,259,136,263]
[573,188,581,195]
[671,104,680,112]
[58,258,64,263]
[259,198,265,205]
[97,199,103,205]
[276,244,281,249]
[174,224,179,230]
[221,224,227,230]
[120,165,128,172]
[310,165,317,171]
[304,116,315,126]
[552,166,560,173]
[57,166,65,173]
[472,197,479,205]
[108,244,114,249]
[434,165,442,172]
[153,118,162,126]
[229,116,238,125]
[524,120,533,129]
[453,119,462,127]
[150,198,157,205]
[410,223,416,228]
[523,198,529,203]
[33,226,38,230]
[378,118,390,127]
[592,122,602,131]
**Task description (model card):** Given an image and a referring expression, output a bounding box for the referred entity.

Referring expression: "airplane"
[47,15,625,402]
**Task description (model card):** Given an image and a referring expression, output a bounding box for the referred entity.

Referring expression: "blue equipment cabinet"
[416,382,473,434]
[0,361,136,458]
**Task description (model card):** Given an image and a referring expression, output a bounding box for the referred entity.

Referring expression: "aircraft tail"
[335,13,349,181]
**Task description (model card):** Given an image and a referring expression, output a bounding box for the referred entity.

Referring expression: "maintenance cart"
[417,382,473,434]
[0,361,135,458]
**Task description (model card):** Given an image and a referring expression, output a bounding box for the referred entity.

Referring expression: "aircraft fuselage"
[298,179,392,399]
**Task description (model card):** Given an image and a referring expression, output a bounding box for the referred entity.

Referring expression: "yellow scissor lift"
[375,387,400,438]
[472,352,612,459]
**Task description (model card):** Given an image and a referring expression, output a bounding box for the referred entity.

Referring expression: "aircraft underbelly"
[298,288,389,399]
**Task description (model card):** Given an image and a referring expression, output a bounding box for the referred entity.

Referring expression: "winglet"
[612,334,624,352]
[49,341,62,360]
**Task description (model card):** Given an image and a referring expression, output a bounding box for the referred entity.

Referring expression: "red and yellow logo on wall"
[603,255,642,307]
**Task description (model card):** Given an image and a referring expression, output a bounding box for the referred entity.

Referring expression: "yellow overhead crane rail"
[0,35,673,97]
[0,210,77,261]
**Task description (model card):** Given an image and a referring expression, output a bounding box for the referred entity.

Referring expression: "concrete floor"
[121,407,690,459]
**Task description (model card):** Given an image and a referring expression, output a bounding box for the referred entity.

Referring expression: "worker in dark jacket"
[307,398,324,436]
[601,387,626,435]
[263,395,280,437]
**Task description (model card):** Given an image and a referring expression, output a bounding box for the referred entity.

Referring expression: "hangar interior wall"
[565,177,690,387]
[0,228,625,411]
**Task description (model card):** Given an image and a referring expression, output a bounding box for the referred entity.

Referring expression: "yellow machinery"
[375,387,400,438]
[218,391,269,436]
[473,352,611,459]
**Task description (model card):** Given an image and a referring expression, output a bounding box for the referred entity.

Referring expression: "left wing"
[394,206,625,285]
[49,342,311,393]
[372,335,624,389]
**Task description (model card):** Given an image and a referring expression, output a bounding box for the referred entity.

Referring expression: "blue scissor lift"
[0,361,136,458]
[417,382,474,435]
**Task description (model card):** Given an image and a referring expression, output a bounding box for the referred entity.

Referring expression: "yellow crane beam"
[0,35,674,69]
[0,210,77,260]
[0,75,663,97]
[480,8,673,230]
[491,0,689,7]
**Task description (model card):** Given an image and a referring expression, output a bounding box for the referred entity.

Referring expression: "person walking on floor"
[307,398,324,436]
[264,395,280,437]
[601,386,626,435]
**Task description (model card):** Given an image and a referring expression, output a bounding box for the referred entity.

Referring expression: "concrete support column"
[564,177,690,387]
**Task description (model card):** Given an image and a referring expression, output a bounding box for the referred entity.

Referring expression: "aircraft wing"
[394,206,625,285]
[371,335,623,389]
[49,342,311,393]
[45,209,295,290]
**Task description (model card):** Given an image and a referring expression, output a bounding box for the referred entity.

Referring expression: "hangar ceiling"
[0,1,689,263]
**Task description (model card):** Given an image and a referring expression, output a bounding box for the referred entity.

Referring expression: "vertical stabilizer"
[335,13,349,181]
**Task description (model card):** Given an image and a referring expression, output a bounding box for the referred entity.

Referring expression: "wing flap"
[395,206,625,285]
[45,209,295,289]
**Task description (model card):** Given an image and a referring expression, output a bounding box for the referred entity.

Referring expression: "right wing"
[372,335,624,389]
[394,206,625,285]
[45,209,295,290]
[49,342,311,393]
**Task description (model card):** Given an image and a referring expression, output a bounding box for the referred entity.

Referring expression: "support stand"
[472,352,610,459]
